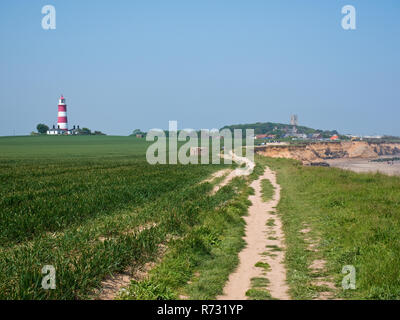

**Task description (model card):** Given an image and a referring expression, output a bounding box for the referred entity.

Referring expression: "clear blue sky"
[0,0,399,136]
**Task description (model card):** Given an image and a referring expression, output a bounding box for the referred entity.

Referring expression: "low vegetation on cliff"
[260,156,400,299]
[221,122,340,139]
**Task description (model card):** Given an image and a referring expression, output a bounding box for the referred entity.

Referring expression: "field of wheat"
[0,136,252,299]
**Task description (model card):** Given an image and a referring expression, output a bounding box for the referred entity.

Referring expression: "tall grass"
[119,177,255,300]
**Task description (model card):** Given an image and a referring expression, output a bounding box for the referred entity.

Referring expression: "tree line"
[35,123,106,135]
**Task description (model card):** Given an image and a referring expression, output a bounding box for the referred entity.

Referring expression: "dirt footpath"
[218,166,289,300]
[212,150,255,193]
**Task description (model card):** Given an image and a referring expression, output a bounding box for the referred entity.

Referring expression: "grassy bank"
[258,156,400,299]
[118,177,253,300]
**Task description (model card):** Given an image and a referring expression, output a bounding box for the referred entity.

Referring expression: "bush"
[36,124,49,134]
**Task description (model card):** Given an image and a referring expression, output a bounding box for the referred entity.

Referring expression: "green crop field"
[0,135,252,299]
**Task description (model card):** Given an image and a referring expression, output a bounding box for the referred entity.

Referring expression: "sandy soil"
[327,157,400,176]
[218,166,289,300]
[94,244,167,300]
[93,223,162,300]
[212,151,255,193]
[203,169,231,184]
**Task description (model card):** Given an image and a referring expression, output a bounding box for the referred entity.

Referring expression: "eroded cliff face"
[256,141,400,164]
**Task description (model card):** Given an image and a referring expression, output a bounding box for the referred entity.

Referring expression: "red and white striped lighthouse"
[57,95,68,131]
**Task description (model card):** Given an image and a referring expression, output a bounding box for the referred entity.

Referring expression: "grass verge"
[261,179,274,202]
[259,155,400,300]
[118,177,253,300]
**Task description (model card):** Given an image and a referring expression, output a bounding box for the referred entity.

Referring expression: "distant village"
[223,115,389,145]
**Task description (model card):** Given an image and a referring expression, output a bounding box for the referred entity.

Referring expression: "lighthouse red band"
[57,95,68,131]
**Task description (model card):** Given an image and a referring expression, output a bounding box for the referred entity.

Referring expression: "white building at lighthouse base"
[47,125,80,135]
[47,128,65,135]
